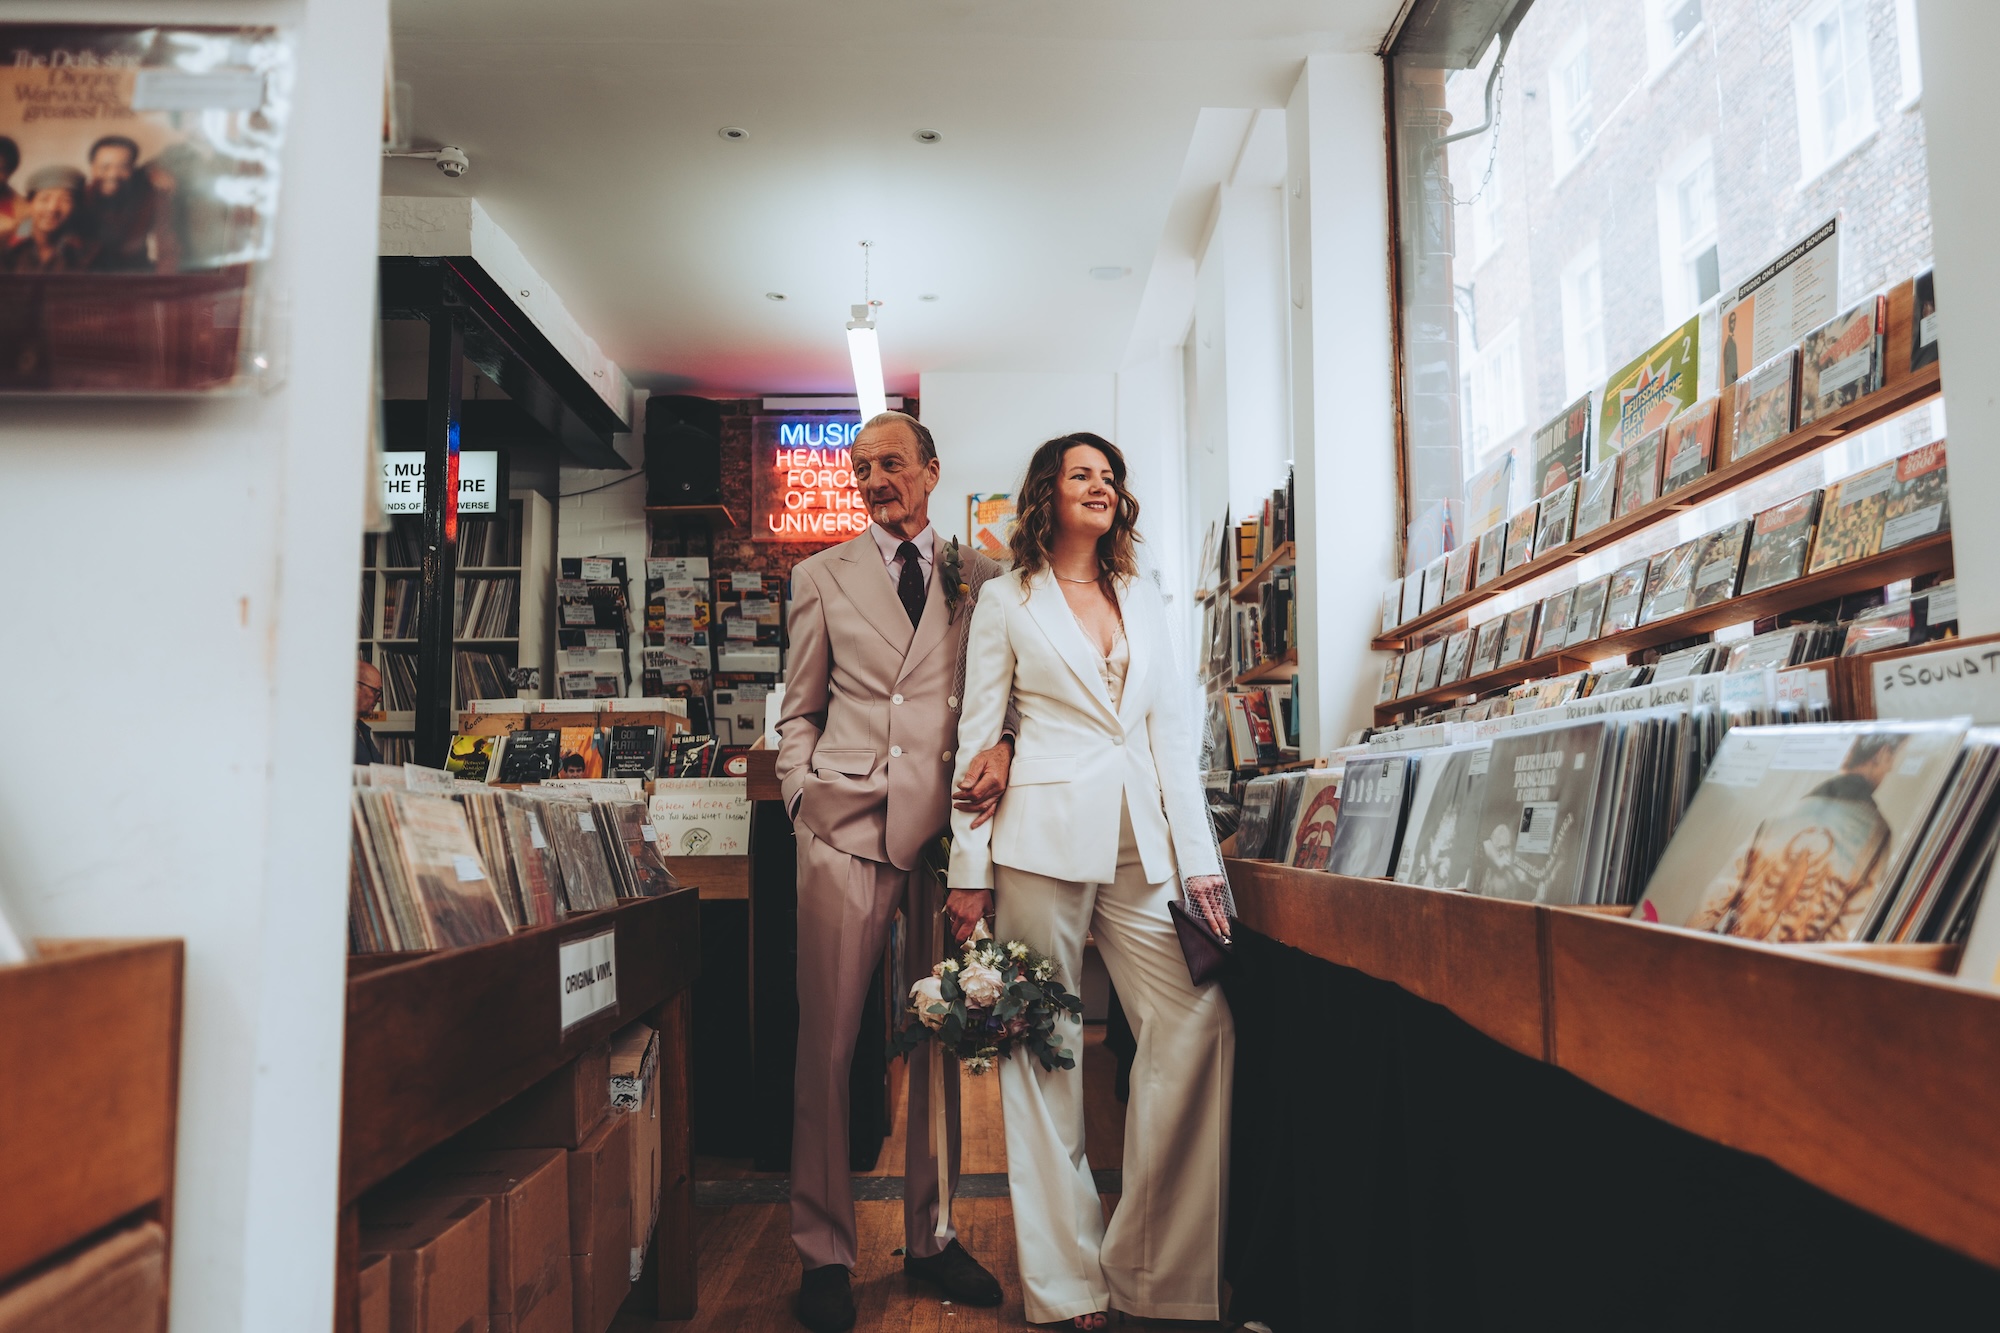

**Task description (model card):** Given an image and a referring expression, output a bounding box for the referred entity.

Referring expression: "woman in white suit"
[946,433,1234,1330]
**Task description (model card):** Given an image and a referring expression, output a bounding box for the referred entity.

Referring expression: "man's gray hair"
[861,410,936,464]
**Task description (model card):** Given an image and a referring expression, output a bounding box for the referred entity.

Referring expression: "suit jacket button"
[947,696,958,709]
[942,751,953,762]
[890,745,903,758]
[1113,736,1125,746]
[892,693,904,705]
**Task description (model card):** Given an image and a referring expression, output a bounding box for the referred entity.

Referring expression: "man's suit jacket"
[777,530,1004,873]
[947,568,1220,890]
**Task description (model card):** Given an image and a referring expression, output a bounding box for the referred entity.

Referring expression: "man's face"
[28,187,72,237]
[89,145,135,196]
[850,421,938,537]
[356,663,383,718]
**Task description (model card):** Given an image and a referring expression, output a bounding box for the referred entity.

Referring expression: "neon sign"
[751,416,872,543]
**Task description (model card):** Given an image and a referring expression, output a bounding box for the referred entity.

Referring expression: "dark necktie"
[896,541,925,628]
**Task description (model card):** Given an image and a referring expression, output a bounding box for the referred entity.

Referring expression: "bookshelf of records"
[359,491,554,764]
[641,515,787,758]
[1199,470,1304,787]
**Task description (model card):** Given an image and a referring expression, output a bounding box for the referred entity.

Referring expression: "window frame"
[1790,0,1879,182]
[1654,138,1720,326]
[1547,28,1596,181]
[1645,0,1707,76]
[1558,242,1607,402]
[1465,318,1526,473]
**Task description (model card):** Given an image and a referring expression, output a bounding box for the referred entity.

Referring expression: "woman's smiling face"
[1056,445,1117,541]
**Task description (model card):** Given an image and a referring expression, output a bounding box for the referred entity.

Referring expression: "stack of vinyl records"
[531,796,621,912]
[453,575,519,638]
[1723,622,1843,673]
[592,798,681,898]
[350,788,512,953]
[453,789,563,931]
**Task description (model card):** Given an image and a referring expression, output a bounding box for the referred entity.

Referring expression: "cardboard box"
[0,1220,165,1333]
[358,1252,391,1333]
[406,1149,573,1333]
[462,1043,610,1151]
[608,1023,661,1281]
[360,1195,492,1333]
[567,1112,634,1333]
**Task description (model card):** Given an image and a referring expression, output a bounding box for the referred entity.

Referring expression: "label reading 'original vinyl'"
[559,930,618,1030]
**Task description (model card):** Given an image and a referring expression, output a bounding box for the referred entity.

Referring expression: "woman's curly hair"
[1008,432,1142,587]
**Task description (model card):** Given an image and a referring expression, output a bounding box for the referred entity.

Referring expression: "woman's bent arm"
[947,581,1016,889]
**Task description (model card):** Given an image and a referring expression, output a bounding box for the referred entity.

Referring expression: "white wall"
[915,371,1116,545]
[1288,52,1399,753]
[1915,0,2000,636]
[557,395,652,686]
[0,3,389,1329]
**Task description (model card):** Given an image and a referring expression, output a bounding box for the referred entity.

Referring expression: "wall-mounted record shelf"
[1226,858,2000,1273]
[1233,541,1296,602]
[1236,650,1300,687]
[1378,362,1940,651]
[1375,530,1954,721]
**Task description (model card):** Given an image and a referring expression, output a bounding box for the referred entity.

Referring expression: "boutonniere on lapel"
[942,538,970,620]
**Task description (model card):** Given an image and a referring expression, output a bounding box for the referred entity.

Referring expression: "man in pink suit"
[777,411,1013,1332]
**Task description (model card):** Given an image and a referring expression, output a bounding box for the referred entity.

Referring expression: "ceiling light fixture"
[913,129,943,144]
[846,241,887,422]
[718,126,749,141]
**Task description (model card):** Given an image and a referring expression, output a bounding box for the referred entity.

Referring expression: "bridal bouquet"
[890,923,1083,1074]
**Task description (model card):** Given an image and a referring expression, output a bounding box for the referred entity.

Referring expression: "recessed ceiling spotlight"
[718,126,749,141]
[919,293,940,302]
[913,129,943,144]
[765,292,787,301]
[1089,266,1132,281]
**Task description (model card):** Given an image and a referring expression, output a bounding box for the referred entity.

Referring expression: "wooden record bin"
[335,892,701,1331]
[0,939,183,1325]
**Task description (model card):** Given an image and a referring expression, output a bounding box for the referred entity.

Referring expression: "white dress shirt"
[869,521,935,591]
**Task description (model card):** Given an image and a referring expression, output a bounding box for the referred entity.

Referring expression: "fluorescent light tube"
[846,306,887,423]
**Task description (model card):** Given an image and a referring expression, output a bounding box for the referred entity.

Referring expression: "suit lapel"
[1114,578,1151,727]
[897,550,953,684]
[1025,570,1118,721]
[828,532,914,656]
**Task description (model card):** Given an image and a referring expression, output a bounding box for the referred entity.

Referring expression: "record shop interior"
[12,1,2000,1331]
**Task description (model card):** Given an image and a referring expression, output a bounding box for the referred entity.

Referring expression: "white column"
[1287,52,1400,754]
[1915,0,2000,636]
[0,3,389,1329]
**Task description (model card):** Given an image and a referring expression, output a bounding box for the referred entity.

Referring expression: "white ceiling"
[387,0,1404,396]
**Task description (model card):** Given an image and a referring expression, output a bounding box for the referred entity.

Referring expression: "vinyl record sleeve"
[1639,540,1700,625]
[1465,453,1516,535]
[1807,459,1895,573]
[1415,639,1447,693]
[1732,347,1800,459]
[1496,604,1539,668]
[1236,776,1284,859]
[1798,296,1885,425]
[445,734,496,783]
[539,798,619,912]
[1912,267,1939,372]
[1326,755,1414,878]
[1614,429,1665,517]
[1660,399,1720,496]
[1882,440,1950,549]
[1470,720,1615,905]
[1690,521,1752,609]
[1382,580,1405,633]
[1531,395,1591,497]
[1397,651,1424,699]
[1634,722,1968,942]
[1418,556,1448,614]
[1283,773,1343,869]
[1740,490,1824,594]
[500,795,563,926]
[605,799,679,897]
[1393,743,1494,889]
[1599,559,1652,637]
[1533,481,1578,558]
[1566,575,1612,646]
[1442,543,1473,604]
[1378,655,1404,704]
[1502,504,1540,573]
[1573,461,1620,539]
[1473,525,1506,587]
[1470,618,1506,678]
[1533,589,1574,657]
[496,729,561,784]
[387,792,510,950]
[1439,629,1475,686]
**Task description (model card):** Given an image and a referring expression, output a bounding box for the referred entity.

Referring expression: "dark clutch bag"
[1167,899,1235,985]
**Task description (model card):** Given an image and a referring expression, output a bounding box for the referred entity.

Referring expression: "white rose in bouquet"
[958,958,1005,1008]
[910,976,948,1029]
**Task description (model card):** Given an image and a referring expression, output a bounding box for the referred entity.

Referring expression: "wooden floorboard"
[628,1029,1220,1330]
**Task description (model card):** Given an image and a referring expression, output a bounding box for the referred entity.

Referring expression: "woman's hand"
[1185,875,1231,940]
[945,888,993,944]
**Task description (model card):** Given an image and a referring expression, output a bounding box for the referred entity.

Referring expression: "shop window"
[1559,244,1606,401]
[1656,143,1720,324]
[1793,0,1877,178]
[1548,32,1595,176]
[1894,0,1922,108]
[1390,0,1934,543]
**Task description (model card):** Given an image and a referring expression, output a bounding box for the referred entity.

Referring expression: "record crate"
[0,939,183,1324]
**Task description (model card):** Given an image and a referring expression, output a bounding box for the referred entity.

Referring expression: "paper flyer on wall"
[1595,316,1700,463]
[1718,218,1839,384]
[967,493,1016,561]
[0,23,296,392]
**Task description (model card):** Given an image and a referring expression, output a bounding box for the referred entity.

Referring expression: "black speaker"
[645,395,724,506]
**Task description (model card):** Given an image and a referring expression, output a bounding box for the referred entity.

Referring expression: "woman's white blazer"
[947,567,1220,890]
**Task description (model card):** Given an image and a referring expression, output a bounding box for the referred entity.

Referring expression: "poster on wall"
[1719,218,1839,387]
[750,414,870,544]
[1595,315,1699,464]
[0,23,296,393]
[967,493,1016,560]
